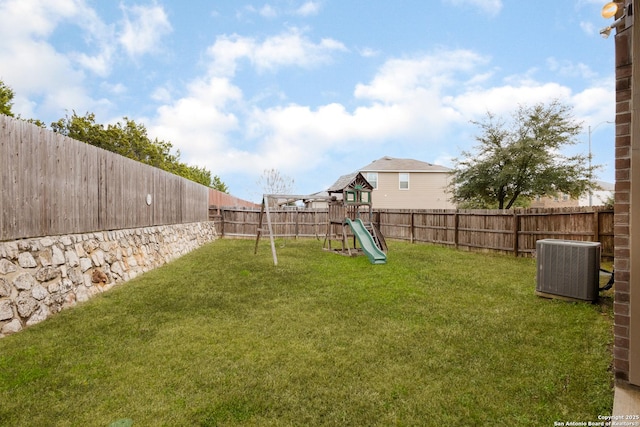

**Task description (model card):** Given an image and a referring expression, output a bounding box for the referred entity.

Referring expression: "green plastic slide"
[345,218,387,265]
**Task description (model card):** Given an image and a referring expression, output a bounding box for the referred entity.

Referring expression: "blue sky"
[0,0,618,202]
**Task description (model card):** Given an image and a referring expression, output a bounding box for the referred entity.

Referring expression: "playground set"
[255,172,388,265]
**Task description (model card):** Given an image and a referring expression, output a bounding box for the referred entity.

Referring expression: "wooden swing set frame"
[254,193,334,265]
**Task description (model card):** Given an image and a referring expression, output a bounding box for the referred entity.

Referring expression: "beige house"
[529,193,579,209]
[578,181,615,207]
[358,156,455,210]
[526,181,614,209]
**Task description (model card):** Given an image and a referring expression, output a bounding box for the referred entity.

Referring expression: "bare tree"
[256,168,296,207]
[257,168,295,196]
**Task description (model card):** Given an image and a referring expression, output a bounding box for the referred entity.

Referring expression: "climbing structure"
[324,172,387,263]
[254,174,388,265]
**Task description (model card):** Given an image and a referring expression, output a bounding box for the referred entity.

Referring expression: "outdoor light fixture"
[601,1,620,18]
[599,1,632,39]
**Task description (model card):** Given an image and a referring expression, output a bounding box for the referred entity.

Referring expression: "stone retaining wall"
[0,222,217,337]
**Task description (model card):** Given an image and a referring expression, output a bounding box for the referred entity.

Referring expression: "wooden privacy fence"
[212,206,614,258]
[376,207,614,258]
[1,116,209,241]
[208,188,260,213]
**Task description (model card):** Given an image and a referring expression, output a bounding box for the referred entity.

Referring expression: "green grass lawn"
[0,239,613,426]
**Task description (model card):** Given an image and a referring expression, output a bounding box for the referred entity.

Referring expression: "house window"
[366,172,378,189]
[399,173,409,190]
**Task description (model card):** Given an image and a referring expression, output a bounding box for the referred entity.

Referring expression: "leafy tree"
[51,111,228,190]
[51,112,175,166]
[211,175,229,193]
[24,118,47,127]
[450,100,597,209]
[0,80,15,116]
[0,80,46,126]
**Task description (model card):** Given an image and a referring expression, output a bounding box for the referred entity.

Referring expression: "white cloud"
[206,28,347,77]
[239,1,322,20]
[295,1,322,16]
[71,49,114,77]
[118,3,172,57]
[151,86,173,103]
[238,4,276,19]
[206,35,254,77]
[0,0,71,39]
[443,0,503,16]
[580,21,596,35]
[260,4,278,18]
[257,34,346,71]
[547,57,597,80]
[149,77,244,169]
[577,0,609,6]
[0,0,175,121]
[232,51,493,173]
[69,4,116,77]
[571,80,615,124]
[464,71,495,87]
[0,0,107,119]
[101,82,127,95]
[354,50,489,103]
[446,74,614,135]
[446,82,574,118]
[358,47,380,58]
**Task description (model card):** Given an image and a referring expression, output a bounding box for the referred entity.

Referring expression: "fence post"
[313,210,318,238]
[454,210,459,249]
[593,210,600,243]
[410,212,415,244]
[512,211,519,257]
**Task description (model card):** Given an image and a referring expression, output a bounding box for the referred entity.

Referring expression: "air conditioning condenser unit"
[536,239,600,302]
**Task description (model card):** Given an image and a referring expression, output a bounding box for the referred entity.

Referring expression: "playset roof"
[326,172,373,193]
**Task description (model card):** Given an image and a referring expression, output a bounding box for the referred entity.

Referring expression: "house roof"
[595,180,615,191]
[358,156,451,173]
